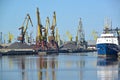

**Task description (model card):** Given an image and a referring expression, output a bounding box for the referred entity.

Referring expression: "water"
[0,52,120,80]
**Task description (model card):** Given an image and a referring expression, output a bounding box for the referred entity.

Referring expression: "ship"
[96,27,120,57]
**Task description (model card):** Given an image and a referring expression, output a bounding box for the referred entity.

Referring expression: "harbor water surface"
[0,52,120,80]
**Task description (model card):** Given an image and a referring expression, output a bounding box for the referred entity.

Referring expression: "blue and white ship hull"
[96,33,119,57]
[96,43,118,57]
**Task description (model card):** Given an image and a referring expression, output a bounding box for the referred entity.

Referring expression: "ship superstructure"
[96,19,119,57]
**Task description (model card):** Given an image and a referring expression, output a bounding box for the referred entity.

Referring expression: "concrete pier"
[0,49,36,55]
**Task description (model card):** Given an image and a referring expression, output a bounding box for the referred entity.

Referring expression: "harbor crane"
[8,32,14,43]
[55,27,61,46]
[36,8,43,43]
[35,8,59,51]
[36,8,48,49]
[50,11,56,40]
[76,31,78,42]
[18,14,33,43]
[43,17,50,42]
[77,18,87,49]
[66,31,73,41]
[55,27,59,42]
[91,30,98,41]
[77,18,85,43]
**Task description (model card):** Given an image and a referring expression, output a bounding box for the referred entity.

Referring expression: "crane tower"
[77,18,87,49]
[18,14,33,43]
[77,18,85,43]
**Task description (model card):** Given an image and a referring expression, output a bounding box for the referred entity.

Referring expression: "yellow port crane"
[55,27,61,45]
[50,11,56,40]
[66,31,73,41]
[8,32,14,43]
[43,17,50,42]
[25,32,29,43]
[76,31,78,42]
[55,27,59,42]
[36,8,43,43]
[55,27,58,42]
[91,30,98,41]
[18,13,33,43]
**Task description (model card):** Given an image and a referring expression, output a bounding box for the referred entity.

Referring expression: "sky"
[0,0,120,42]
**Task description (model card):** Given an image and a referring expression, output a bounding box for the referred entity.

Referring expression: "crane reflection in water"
[1,53,120,80]
[37,55,58,80]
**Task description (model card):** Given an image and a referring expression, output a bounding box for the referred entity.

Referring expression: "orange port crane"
[18,14,33,43]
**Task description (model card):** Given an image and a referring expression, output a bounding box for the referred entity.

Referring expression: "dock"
[0,49,36,55]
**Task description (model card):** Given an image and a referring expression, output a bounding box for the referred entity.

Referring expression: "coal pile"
[7,42,33,49]
[60,41,78,50]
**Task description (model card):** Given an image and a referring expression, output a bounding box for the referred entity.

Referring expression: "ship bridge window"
[101,36,114,38]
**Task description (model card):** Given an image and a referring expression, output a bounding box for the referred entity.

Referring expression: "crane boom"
[52,11,56,28]
[46,17,50,36]
[77,18,85,43]
[43,17,50,41]
[24,14,33,34]
[36,8,43,42]
[18,13,33,43]
[66,31,72,41]
[8,32,14,43]
[50,11,56,39]
[91,30,98,40]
